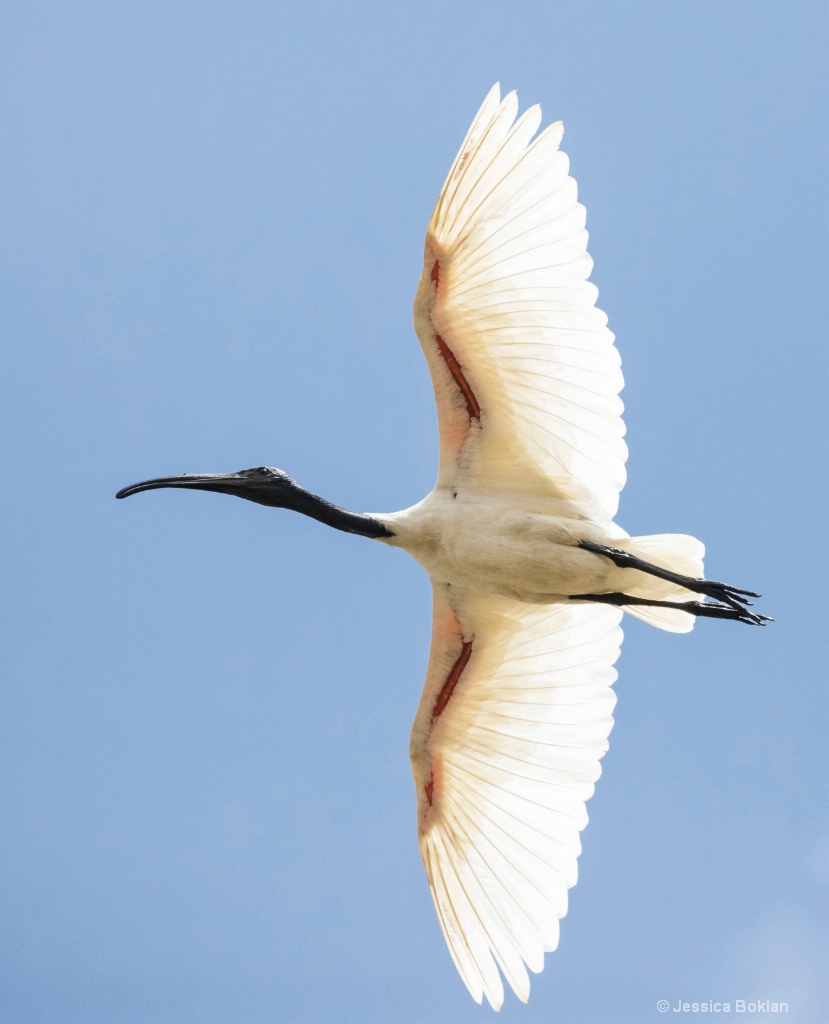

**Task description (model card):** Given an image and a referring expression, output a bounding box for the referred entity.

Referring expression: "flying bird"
[117,85,767,1009]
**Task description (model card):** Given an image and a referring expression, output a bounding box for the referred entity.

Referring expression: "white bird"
[117,85,767,1009]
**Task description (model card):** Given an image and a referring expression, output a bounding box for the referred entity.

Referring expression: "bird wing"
[413,85,626,521]
[410,583,623,1008]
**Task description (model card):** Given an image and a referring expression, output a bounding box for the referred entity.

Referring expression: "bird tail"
[615,533,706,633]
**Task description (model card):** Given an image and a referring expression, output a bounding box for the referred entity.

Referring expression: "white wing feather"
[413,84,627,521]
[407,86,630,1008]
[410,585,623,1008]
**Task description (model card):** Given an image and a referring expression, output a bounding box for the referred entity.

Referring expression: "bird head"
[116,466,302,507]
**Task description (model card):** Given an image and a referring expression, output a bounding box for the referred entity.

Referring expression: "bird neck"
[286,484,394,539]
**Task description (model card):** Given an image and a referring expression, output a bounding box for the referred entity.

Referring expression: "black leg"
[578,539,760,613]
[572,591,771,626]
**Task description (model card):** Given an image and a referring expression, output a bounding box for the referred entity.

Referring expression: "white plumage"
[383,85,760,1007]
[118,84,766,1010]
[415,86,626,523]
[402,88,625,1007]
[410,592,621,1007]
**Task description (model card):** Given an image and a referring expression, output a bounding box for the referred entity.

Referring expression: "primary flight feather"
[117,85,767,1009]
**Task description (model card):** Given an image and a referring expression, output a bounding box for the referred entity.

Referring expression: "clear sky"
[2,3,827,1022]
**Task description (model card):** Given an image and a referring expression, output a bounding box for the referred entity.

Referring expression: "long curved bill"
[116,473,246,500]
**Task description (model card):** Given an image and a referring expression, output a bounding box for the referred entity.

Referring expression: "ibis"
[117,85,767,1009]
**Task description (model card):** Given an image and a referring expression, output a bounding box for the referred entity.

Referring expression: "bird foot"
[578,540,763,614]
[572,592,772,626]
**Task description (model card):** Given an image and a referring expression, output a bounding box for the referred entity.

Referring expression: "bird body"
[379,493,617,602]
[118,85,766,1010]
[377,494,698,608]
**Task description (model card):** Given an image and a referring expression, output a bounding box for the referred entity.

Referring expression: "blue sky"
[2,2,827,1022]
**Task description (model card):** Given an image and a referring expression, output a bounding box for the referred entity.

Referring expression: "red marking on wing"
[430,258,440,288]
[432,639,473,720]
[423,756,443,810]
[416,606,468,821]
[434,333,481,420]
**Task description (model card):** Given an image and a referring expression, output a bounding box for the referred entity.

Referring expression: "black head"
[115,466,301,507]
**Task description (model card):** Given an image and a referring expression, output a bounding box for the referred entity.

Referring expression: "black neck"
[287,486,394,539]
[115,467,395,540]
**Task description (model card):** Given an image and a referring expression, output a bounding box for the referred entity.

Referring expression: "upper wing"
[409,583,623,1009]
[413,85,627,521]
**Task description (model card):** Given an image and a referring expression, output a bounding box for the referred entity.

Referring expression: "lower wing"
[409,584,623,1008]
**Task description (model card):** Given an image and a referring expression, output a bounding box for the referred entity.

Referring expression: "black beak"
[116,466,393,536]
[116,467,300,508]
[116,473,250,500]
